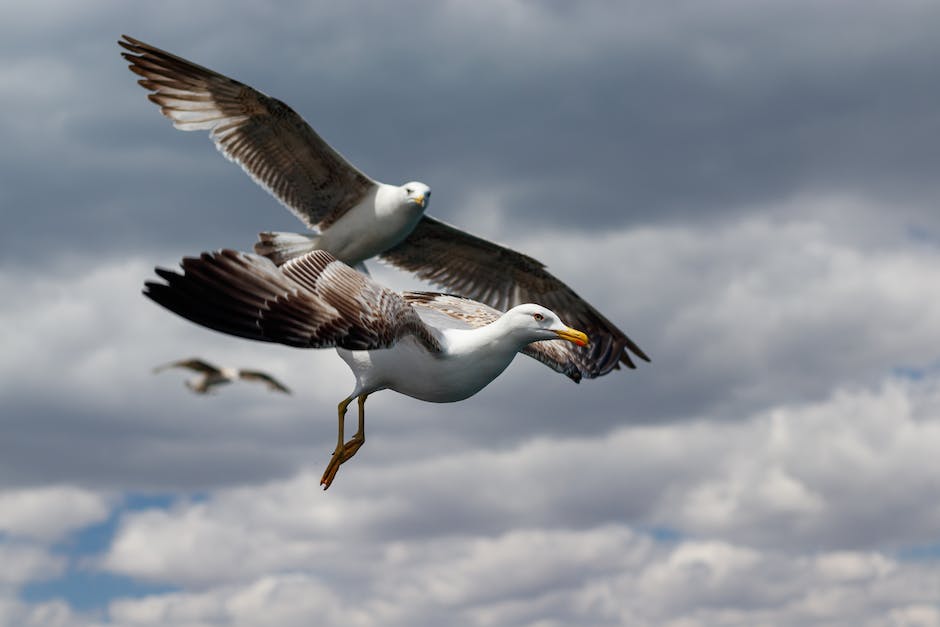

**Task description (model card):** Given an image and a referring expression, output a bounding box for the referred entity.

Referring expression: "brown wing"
[153,357,220,375]
[402,292,586,383]
[278,252,440,351]
[143,249,440,353]
[238,370,292,394]
[382,217,650,378]
[119,35,376,230]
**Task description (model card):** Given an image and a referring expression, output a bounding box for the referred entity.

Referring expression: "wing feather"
[144,250,440,352]
[120,35,376,230]
[153,357,220,375]
[238,370,292,394]
[383,217,650,378]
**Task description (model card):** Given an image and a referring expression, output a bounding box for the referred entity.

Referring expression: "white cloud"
[106,575,353,627]
[501,198,940,416]
[0,255,344,489]
[0,597,96,627]
[0,486,111,542]
[2,1,940,624]
[0,543,64,588]
[99,534,940,627]
[88,372,940,625]
[3,197,939,494]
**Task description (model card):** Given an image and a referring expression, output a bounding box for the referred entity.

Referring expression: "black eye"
[405,187,413,194]
[426,191,431,198]
[533,312,544,321]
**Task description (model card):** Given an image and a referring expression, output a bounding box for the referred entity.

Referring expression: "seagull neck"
[449,316,528,356]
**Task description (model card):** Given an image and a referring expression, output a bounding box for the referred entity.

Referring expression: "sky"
[2,0,940,625]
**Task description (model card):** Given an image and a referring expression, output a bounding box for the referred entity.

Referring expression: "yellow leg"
[334,397,352,454]
[320,394,369,489]
[357,394,367,438]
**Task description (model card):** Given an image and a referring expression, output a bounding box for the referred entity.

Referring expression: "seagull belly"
[343,338,518,404]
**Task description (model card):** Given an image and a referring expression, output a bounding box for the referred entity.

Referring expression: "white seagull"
[120,35,649,381]
[144,249,589,488]
[153,358,291,395]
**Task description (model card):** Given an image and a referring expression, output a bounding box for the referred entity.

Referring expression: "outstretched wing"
[238,370,292,394]
[119,35,376,230]
[402,292,587,383]
[153,357,220,375]
[383,216,650,378]
[144,249,440,353]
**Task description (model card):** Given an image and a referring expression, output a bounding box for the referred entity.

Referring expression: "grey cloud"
[4,206,940,493]
[0,486,111,542]
[3,2,940,623]
[6,0,940,268]
[97,525,940,627]
[74,376,940,625]
[89,376,940,575]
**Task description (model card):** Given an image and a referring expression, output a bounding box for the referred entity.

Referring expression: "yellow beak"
[415,195,426,208]
[554,327,589,347]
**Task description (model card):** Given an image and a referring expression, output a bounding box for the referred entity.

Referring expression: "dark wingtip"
[118,36,142,55]
[619,351,637,370]
[628,340,651,363]
[153,266,181,282]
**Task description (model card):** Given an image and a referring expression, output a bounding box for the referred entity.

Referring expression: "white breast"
[318,184,424,265]
[338,334,520,404]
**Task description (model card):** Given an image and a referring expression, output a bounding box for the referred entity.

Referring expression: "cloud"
[0,544,64,588]
[3,1,940,624]
[99,534,940,626]
[4,199,940,492]
[0,597,93,627]
[398,197,940,439]
[0,256,329,490]
[7,0,940,267]
[100,374,940,567]
[86,374,940,625]
[0,486,111,542]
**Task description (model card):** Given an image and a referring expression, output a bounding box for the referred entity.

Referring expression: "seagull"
[119,35,650,380]
[154,357,291,395]
[144,249,590,488]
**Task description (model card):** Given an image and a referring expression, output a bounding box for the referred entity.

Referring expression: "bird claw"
[319,435,364,489]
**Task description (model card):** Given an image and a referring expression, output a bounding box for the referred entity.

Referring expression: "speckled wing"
[144,249,440,353]
[119,35,376,230]
[279,252,441,352]
[401,292,587,383]
[153,357,221,375]
[238,370,292,394]
[383,217,650,378]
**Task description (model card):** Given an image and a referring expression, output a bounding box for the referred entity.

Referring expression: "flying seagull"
[119,35,650,380]
[144,249,590,488]
[154,357,291,395]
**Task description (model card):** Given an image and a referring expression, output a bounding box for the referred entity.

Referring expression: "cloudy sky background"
[2,0,940,625]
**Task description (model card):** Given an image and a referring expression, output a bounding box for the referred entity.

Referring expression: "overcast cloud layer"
[2,1,940,625]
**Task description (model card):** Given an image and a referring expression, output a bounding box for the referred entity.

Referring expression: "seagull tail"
[254,231,321,266]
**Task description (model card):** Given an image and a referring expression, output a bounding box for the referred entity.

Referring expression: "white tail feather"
[254,231,321,266]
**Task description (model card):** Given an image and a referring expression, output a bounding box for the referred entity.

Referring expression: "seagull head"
[402,182,431,209]
[503,304,589,347]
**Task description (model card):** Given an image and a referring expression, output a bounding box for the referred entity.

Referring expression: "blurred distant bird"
[153,358,291,395]
[120,35,649,380]
[145,249,589,488]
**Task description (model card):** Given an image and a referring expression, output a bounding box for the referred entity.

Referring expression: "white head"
[500,304,589,347]
[401,181,431,210]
